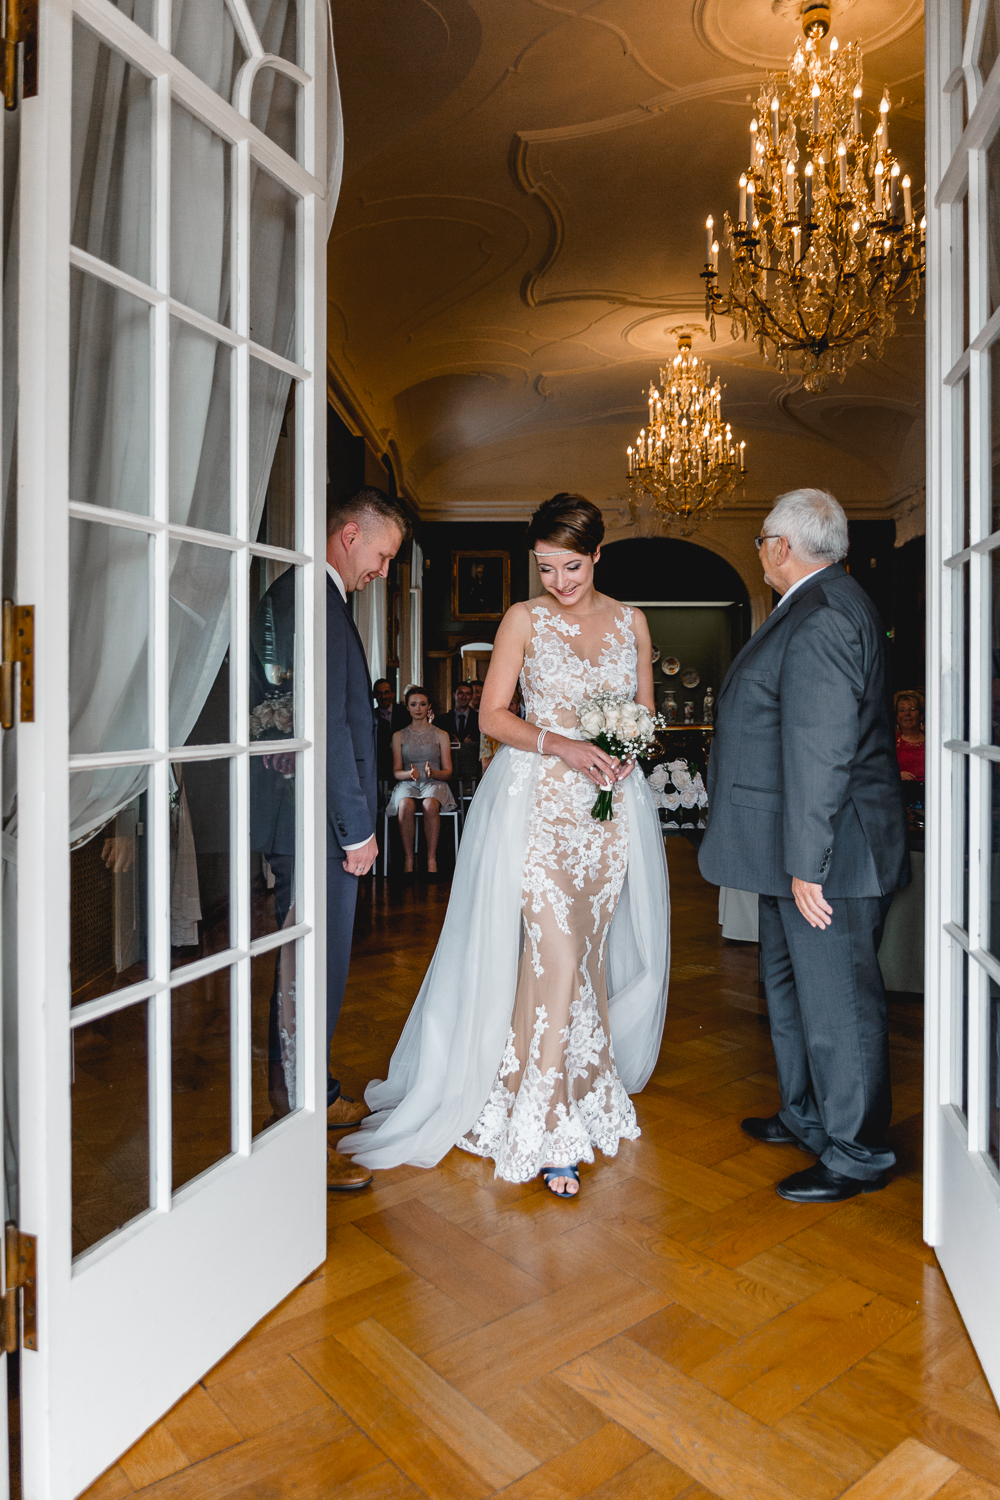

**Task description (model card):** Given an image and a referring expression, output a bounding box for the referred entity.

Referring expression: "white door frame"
[16,3,330,1494]
[925,0,1000,1398]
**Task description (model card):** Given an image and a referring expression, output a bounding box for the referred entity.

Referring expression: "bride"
[342,494,670,1197]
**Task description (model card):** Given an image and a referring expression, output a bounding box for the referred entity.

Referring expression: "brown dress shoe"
[327,1095,370,1128]
[327,1148,373,1192]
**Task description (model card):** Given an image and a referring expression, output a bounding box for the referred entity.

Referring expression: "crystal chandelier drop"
[702,0,925,394]
[626,333,746,535]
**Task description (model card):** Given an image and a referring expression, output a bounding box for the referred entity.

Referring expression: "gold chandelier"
[627,333,746,534]
[702,0,925,394]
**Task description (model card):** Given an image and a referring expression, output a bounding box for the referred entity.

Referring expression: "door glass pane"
[962,370,971,551]
[989,137,1000,318]
[250,167,298,360]
[251,752,299,943]
[169,540,232,746]
[251,68,301,165]
[991,345,1000,536]
[172,966,233,1191]
[981,0,1000,82]
[70,269,151,515]
[72,22,152,284]
[266,0,300,67]
[252,941,298,1135]
[107,0,155,34]
[71,772,149,1006]
[170,106,233,327]
[171,1,247,103]
[170,759,232,965]
[990,976,1000,1169]
[72,1002,150,1256]
[251,370,297,551]
[170,322,232,532]
[70,520,150,754]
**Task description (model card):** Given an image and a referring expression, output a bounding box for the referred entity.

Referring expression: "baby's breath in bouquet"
[577,692,665,821]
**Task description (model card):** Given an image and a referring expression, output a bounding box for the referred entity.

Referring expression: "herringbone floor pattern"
[82,841,1000,1500]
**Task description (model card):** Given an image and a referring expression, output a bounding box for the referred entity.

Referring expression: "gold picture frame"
[451,550,510,621]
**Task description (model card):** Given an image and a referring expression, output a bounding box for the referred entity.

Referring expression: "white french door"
[13,2,330,1494]
[926,0,1000,1401]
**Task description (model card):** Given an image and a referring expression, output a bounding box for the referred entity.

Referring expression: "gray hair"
[764,488,849,563]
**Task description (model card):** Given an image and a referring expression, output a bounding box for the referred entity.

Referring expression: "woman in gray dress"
[388,686,456,874]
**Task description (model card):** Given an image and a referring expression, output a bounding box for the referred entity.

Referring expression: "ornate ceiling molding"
[692,0,923,70]
[514,75,765,312]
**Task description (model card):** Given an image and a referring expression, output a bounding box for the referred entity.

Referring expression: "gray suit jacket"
[698,564,909,899]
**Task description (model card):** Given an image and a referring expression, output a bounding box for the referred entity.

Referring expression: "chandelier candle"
[700,6,924,391]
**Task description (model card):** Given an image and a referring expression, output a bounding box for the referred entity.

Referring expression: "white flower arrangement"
[577,691,665,819]
[646,757,708,830]
[250,693,294,739]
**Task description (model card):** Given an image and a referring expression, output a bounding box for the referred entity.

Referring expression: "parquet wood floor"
[82,840,1000,1500]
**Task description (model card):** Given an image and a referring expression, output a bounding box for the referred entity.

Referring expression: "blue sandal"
[542,1164,580,1198]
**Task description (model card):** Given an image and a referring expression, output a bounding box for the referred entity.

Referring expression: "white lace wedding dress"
[341,601,670,1178]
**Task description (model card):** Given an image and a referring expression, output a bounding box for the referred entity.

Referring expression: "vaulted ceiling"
[326,0,925,534]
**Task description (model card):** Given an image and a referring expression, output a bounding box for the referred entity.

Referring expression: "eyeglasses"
[754,533,783,550]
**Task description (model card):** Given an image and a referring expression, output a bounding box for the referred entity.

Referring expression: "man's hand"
[343,834,377,877]
[791,877,833,929]
[263,751,296,775]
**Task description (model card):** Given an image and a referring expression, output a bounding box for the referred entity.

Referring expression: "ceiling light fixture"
[627,333,746,535]
[701,0,925,393]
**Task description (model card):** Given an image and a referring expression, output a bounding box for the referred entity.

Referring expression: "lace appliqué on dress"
[461,601,641,1181]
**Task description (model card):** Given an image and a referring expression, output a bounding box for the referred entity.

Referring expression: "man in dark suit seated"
[436,681,480,786]
[699,488,908,1204]
[373,677,411,787]
[251,485,409,1192]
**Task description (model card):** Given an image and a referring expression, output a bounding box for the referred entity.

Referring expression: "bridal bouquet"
[578,692,665,821]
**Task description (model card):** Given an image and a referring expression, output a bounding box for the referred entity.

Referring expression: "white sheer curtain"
[354,578,387,684]
[61,0,342,846]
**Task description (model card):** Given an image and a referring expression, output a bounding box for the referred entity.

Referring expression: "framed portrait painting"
[451,550,510,621]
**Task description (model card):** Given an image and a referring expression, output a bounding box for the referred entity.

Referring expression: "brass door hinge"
[1,1223,37,1354]
[1,600,33,729]
[2,0,37,111]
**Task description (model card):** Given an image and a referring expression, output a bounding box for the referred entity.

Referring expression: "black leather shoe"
[776,1163,888,1203]
[741,1114,811,1150]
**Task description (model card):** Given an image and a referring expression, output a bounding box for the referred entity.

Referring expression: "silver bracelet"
[537,727,549,755]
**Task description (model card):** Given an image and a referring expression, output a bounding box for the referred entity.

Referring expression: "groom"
[699,488,908,1203]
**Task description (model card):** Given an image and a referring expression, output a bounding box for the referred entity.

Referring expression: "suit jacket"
[375,702,412,783]
[698,564,909,899]
[250,570,377,861]
[326,577,378,859]
[437,708,480,744]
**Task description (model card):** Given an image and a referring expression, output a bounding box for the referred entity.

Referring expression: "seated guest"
[388,687,457,876]
[894,690,925,782]
[373,677,410,786]
[437,681,479,746]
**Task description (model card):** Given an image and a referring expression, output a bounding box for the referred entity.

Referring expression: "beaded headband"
[532,549,579,557]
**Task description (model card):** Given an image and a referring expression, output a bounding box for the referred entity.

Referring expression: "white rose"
[663,791,681,810]
[680,787,698,808]
[603,705,622,730]
[621,701,640,721]
[579,710,605,736]
[672,768,693,790]
[648,765,668,790]
[667,758,688,772]
[636,711,654,735]
[619,720,639,740]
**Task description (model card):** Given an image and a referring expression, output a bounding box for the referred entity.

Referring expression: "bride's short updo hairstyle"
[526,493,605,556]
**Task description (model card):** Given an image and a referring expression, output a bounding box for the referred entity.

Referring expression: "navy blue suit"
[251,570,376,1104]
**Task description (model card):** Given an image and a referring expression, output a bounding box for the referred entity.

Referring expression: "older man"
[699,489,908,1203]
